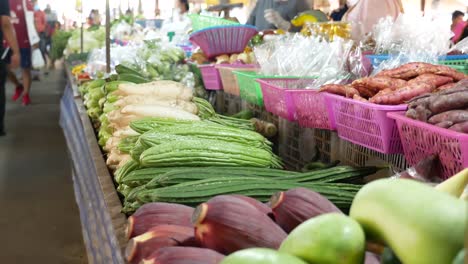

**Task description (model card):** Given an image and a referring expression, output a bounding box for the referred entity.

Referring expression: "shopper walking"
[33,0,46,64]
[330,0,349,21]
[0,0,20,135]
[44,4,55,68]
[6,0,36,106]
[451,10,466,43]
[247,0,309,31]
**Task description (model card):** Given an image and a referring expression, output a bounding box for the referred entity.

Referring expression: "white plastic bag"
[23,0,40,46]
[32,48,45,69]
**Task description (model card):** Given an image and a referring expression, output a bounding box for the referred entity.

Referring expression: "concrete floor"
[0,68,87,263]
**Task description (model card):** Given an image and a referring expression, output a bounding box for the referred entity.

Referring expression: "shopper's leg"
[9,70,24,102]
[7,70,21,87]
[21,68,32,106]
[22,68,31,94]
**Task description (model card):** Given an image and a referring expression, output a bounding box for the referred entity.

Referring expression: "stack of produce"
[51,30,72,61]
[65,27,106,56]
[123,169,467,264]
[102,80,200,169]
[321,62,467,105]
[117,165,377,213]
[78,59,256,169]
[406,79,468,133]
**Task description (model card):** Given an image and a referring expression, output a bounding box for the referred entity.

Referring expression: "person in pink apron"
[451,10,466,43]
[343,0,403,40]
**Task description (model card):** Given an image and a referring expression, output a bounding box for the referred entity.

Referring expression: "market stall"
[61,68,126,263]
[59,4,467,264]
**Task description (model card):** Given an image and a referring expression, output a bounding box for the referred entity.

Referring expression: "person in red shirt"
[33,0,46,66]
[6,0,34,105]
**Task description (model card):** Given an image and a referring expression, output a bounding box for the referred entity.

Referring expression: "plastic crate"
[365,55,390,68]
[326,93,406,154]
[388,112,468,179]
[189,25,258,58]
[256,78,318,121]
[235,71,264,106]
[438,59,468,74]
[215,91,244,115]
[216,65,258,96]
[366,54,468,70]
[290,88,336,130]
[188,14,239,32]
[199,64,222,90]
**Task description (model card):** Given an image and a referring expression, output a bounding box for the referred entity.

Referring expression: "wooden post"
[155,0,159,17]
[80,1,83,53]
[106,0,111,73]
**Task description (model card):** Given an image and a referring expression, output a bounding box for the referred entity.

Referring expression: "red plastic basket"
[189,25,258,58]
[199,64,223,90]
[326,93,406,154]
[290,89,336,130]
[388,112,468,179]
[256,79,310,121]
[216,64,258,96]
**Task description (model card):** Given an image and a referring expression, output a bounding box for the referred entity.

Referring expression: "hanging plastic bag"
[32,48,45,69]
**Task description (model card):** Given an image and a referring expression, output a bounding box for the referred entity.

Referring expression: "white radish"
[114,95,198,114]
[120,104,200,121]
[115,81,193,101]
[117,155,132,169]
[113,127,139,138]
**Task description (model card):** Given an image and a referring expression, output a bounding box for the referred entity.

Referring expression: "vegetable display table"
[60,67,126,264]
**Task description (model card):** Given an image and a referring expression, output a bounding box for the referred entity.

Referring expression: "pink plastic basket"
[256,78,308,121]
[290,89,336,130]
[189,25,258,58]
[326,93,406,154]
[388,112,468,179]
[199,64,223,90]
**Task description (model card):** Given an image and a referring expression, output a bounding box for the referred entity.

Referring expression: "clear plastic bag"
[253,34,357,83]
